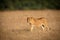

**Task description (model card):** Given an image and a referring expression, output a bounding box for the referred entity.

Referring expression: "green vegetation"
[0,0,60,10]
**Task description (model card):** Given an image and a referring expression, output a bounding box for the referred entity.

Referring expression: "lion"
[27,17,49,31]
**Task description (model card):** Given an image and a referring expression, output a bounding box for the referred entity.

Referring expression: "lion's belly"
[34,21,43,27]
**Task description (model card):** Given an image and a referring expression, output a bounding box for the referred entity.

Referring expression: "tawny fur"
[27,17,48,31]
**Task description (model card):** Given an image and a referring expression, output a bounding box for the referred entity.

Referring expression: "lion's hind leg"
[44,22,49,31]
[41,24,45,30]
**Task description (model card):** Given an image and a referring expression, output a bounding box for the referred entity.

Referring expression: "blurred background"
[0,0,60,10]
[0,0,60,40]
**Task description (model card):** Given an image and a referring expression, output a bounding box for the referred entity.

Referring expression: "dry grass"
[0,10,60,40]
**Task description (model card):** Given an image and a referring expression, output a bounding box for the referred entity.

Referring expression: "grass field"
[0,10,60,40]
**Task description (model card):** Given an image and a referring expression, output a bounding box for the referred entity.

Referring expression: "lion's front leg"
[31,25,35,32]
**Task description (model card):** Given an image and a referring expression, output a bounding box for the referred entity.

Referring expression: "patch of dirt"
[0,10,60,40]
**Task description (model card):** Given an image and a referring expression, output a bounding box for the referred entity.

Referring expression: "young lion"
[27,17,49,31]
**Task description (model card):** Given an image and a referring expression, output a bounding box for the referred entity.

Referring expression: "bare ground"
[0,10,60,40]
